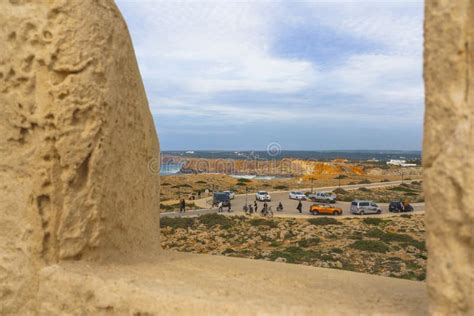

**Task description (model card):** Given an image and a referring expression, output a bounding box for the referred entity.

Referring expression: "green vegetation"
[199,213,233,229]
[297,237,321,247]
[350,240,390,253]
[307,217,342,226]
[237,178,252,183]
[249,218,278,228]
[331,247,344,254]
[270,246,321,263]
[273,185,289,190]
[333,188,348,195]
[160,217,195,229]
[362,218,385,226]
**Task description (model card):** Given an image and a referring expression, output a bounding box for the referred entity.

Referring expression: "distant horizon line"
[161,149,422,153]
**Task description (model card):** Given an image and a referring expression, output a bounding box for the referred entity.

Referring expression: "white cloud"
[116,0,424,130]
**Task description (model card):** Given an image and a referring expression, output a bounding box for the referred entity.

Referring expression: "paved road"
[161,180,424,218]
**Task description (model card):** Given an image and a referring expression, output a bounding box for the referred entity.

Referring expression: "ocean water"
[162,150,422,162]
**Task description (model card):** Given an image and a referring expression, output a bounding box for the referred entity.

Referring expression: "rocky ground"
[161,213,427,281]
[160,168,421,203]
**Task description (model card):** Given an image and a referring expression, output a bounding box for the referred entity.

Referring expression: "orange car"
[310,204,343,216]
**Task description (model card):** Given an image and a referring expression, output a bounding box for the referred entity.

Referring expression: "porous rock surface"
[0,0,437,315]
[0,0,160,313]
[424,0,473,315]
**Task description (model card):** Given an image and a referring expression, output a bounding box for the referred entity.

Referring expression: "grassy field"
[161,213,427,281]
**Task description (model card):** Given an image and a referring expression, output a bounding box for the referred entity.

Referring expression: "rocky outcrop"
[424,1,473,315]
[0,0,160,313]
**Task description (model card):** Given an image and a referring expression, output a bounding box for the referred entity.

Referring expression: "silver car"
[350,200,382,215]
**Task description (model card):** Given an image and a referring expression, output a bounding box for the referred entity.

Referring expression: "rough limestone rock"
[424,1,473,315]
[0,0,160,313]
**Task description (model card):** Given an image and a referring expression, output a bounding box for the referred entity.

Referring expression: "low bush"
[160,217,195,229]
[273,185,289,190]
[381,179,391,182]
[307,217,342,226]
[358,179,371,184]
[358,187,370,192]
[162,182,171,186]
[237,178,252,183]
[331,247,343,254]
[198,213,233,229]
[350,240,390,253]
[195,180,207,184]
[333,188,348,195]
[249,218,278,228]
[269,247,321,263]
[297,237,321,247]
[363,218,385,226]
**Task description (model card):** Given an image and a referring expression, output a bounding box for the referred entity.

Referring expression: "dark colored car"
[213,192,231,207]
[389,201,414,213]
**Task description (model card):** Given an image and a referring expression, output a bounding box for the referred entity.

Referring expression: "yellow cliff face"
[290,160,365,179]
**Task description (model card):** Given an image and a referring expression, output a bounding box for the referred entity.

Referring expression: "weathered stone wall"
[424,1,473,315]
[0,0,160,313]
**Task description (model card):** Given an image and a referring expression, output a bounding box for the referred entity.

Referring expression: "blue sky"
[115,0,424,151]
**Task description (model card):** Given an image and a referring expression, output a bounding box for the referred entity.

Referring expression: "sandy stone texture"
[424,0,473,315]
[0,0,160,313]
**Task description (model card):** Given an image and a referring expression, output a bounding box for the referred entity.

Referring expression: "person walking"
[297,200,303,213]
[179,198,186,213]
[228,200,232,213]
[254,201,258,213]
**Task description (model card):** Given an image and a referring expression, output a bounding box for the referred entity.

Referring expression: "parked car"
[256,191,271,202]
[310,203,343,215]
[224,190,235,199]
[350,200,382,215]
[389,201,414,213]
[213,192,231,207]
[308,192,337,203]
[289,191,306,200]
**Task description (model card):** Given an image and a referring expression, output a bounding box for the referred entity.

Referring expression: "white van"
[350,200,382,215]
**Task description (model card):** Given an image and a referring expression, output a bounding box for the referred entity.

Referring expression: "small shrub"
[237,178,251,183]
[269,247,321,263]
[222,248,236,255]
[333,188,348,195]
[331,247,343,254]
[162,182,171,186]
[297,237,321,247]
[358,179,371,184]
[358,187,370,192]
[307,218,342,226]
[273,185,289,190]
[269,241,282,247]
[199,213,233,229]
[350,240,390,253]
[363,218,385,226]
[381,179,390,182]
[249,218,278,228]
[160,217,195,229]
[195,180,207,184]
[400,214,412,219]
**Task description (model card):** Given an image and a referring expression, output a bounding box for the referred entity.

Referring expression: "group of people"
[244,201,285,217]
